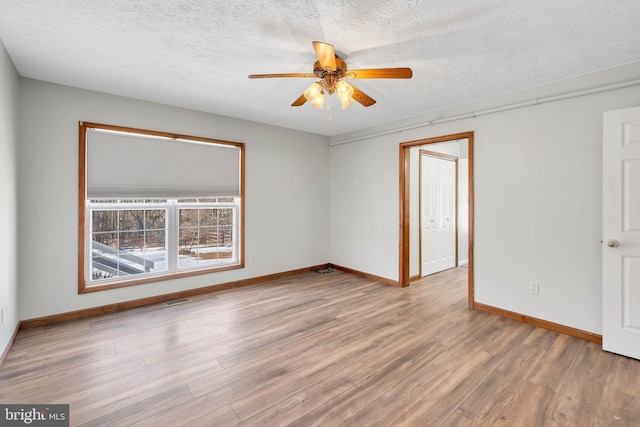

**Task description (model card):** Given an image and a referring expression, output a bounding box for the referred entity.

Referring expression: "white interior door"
[603,105,640,360]
[422,155,439,276]
[421,153,456,277]
[439,158,456,271]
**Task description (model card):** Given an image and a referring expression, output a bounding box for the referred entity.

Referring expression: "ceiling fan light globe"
[336,80,354,98]
[339,96,355,109]
[311,92,325,110]
[336,81,355,108]
[304,82,323,101]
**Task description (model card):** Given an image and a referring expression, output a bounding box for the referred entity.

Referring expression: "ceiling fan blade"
[346,68,413,79]
[291,94,307,107]
[248,73,315,79]
[351,85,376,107]
[312,41,336,71]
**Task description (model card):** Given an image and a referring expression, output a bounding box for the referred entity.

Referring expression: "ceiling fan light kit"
[304,82,325,109]
[336,81,355,109]
[248,41,413,110]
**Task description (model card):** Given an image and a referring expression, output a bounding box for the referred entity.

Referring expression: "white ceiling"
[1,0,639,137]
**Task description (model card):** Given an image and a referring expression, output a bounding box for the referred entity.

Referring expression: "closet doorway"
[399,131,475,308]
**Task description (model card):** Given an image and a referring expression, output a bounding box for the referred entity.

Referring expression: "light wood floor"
[1,268,640,426]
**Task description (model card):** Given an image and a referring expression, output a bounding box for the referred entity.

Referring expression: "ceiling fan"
[248,41,413,109]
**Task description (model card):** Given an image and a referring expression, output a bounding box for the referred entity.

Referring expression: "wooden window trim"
[78,121,245,294]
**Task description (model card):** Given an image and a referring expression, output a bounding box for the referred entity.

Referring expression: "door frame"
[399,131,475,308]
[419,149,459,277]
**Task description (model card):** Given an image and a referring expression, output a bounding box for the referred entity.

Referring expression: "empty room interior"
[1,1,640,426]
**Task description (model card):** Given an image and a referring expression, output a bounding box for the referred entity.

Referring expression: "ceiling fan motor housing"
[313,57,347,94]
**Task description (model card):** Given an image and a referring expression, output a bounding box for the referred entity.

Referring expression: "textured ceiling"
[1,0,639,137]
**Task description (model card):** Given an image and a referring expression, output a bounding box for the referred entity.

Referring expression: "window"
[176,198,237,269]
[79,123,244,292]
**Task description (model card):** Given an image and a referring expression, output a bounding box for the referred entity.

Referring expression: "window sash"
[87,199,240,285]
[176,204,238,270]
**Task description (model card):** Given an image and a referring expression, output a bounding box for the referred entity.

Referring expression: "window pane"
[119,210,144,231]
[91,199,118,204]
[179,209,198,227]
[219,226,233,247]
[198,226,217,248]
[92,210,118,233]
[145,209,166,230]
[145,230,165,250]
[219,208,234,226]
[197,251,218,263]
[91,231,119,280]
[218,197,234,203]
[120,231,144,251]
[144,230,167,273]
[210,230,224,247]
[218,228,233,260]
[178,228,198,268]
[91,254,120,279]
[200,209,217,227]
[193,226,223,265]
[178,227,198,249]
[92,232,118,249]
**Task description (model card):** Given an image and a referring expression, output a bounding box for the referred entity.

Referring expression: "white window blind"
[86,129,241,199]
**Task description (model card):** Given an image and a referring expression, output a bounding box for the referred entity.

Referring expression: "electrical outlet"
[250,254,256,262]
[529,282,539,295]
[340,247,344,254]
[1,307,3,324]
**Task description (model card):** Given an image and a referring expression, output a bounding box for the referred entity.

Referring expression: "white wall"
[0,40,19,356]
[329,138,398,276]
[329,85,640,334]
[17,79,330,320]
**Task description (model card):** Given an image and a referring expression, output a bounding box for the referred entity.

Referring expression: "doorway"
[399,132,475,308]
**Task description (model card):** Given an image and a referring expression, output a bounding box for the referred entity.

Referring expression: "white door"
[421,153,456,276]
[603,105,640,360]
[421,155,439,276]
[439,158,457,271]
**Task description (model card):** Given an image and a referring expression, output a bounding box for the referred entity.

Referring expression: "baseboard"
[20,264,330,330]
[330,264,401,287]
[0,322,21,371]
[473,302,602,344]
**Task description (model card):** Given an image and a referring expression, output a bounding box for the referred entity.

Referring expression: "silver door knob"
[606,240,619,248]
